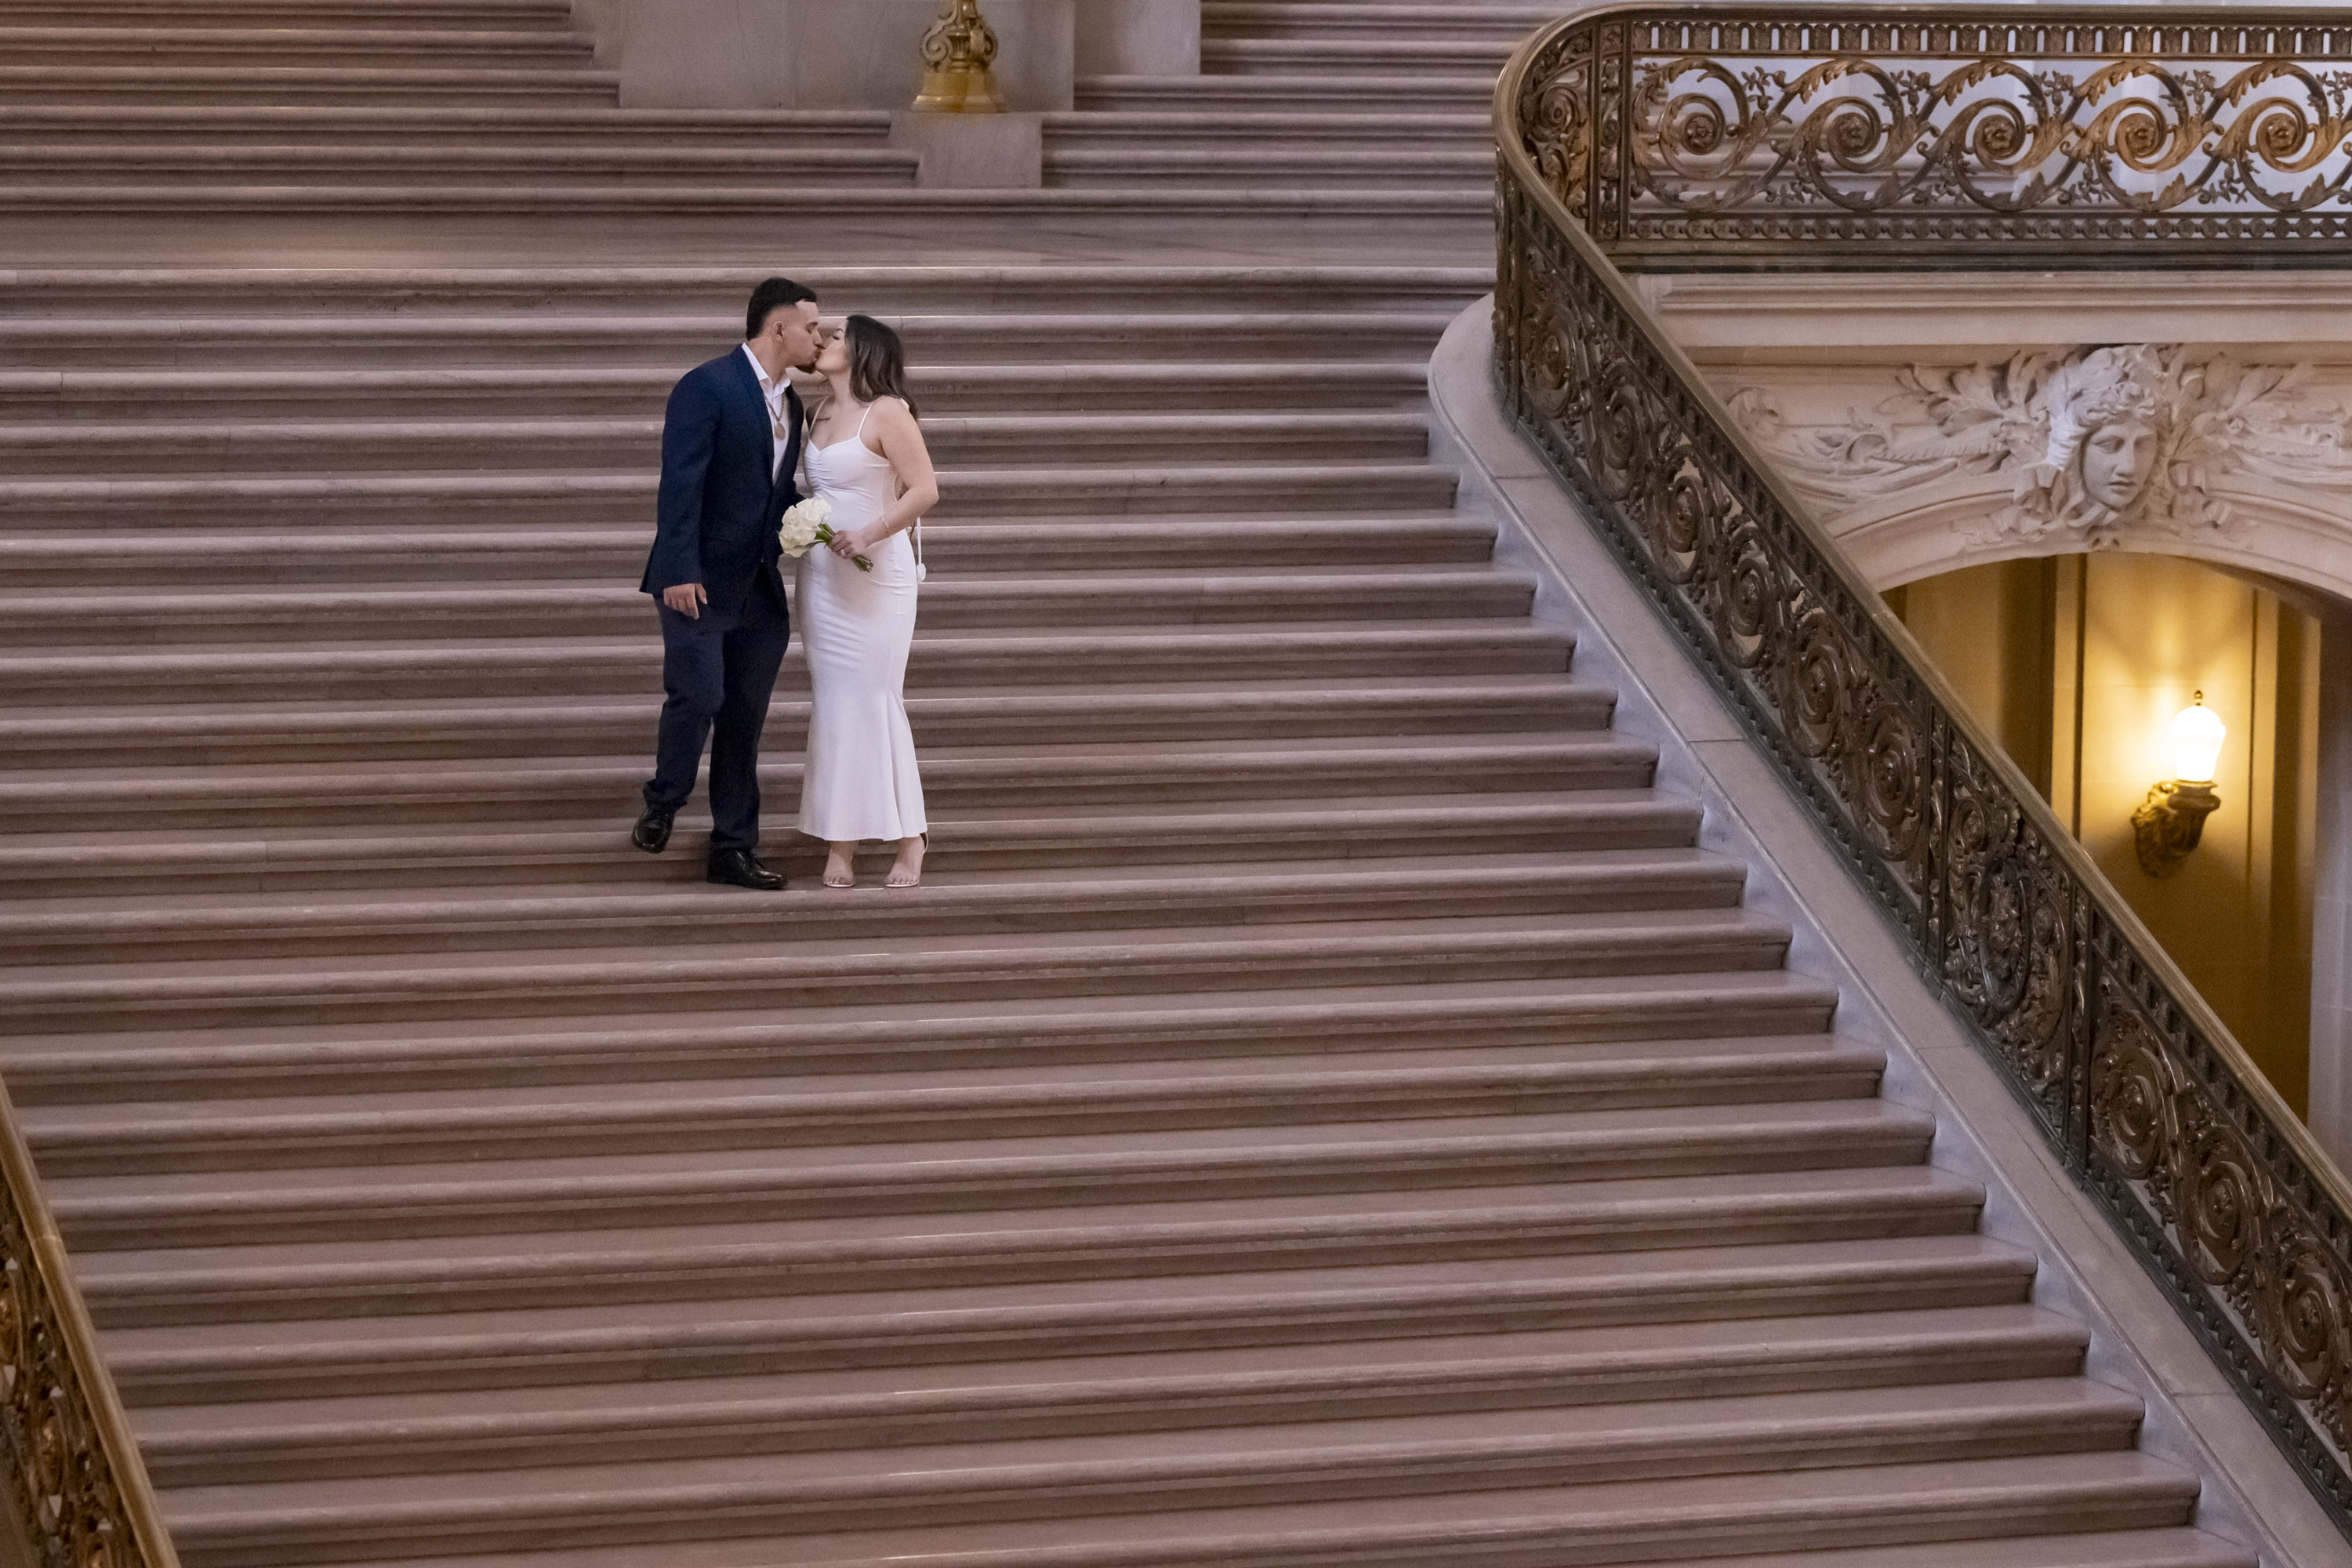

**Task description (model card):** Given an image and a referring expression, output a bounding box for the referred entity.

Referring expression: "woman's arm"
[834,398,941,557]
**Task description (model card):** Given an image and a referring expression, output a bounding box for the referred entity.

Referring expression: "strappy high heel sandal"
[887,832,927,889]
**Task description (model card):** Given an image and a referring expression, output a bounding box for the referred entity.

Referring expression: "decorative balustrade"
[1497,3,2352,1531]
[0,1078,174,1568]
[1521,8,2352,267]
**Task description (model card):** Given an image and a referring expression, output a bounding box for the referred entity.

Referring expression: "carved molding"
[1729,345,2352,549]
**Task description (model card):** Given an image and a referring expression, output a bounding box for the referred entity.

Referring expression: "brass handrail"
[0,1069,177,1568]
[1497,3,2352,1530]
[1523,5,2352,269]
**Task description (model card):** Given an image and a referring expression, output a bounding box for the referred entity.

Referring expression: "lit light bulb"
[2169,693,2226,786]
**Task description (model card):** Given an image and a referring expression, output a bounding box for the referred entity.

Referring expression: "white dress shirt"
[741,343,789,482]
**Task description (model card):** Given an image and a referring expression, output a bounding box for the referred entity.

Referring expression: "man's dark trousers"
[646,572,790,854]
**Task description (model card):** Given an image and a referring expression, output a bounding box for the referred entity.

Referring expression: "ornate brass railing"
[1523,7,2352,267]
[0,1075,175,1568]
[1497,3,2352,1530]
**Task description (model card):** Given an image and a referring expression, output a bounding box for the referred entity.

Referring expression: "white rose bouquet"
[778,495,870,572]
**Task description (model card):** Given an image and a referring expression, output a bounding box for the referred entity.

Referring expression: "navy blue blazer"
[639,347,801,617]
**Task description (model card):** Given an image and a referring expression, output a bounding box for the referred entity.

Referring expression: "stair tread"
[34,1037,1867,1134]
[12,906,1789,990]
[50,1094,1929,1207]
[0,791,1683,858]
[153,1379,2144,1516]
[464,1456,2212,1568]
[0,845,1744,916]
[0,671,1598,722]
[97,1233,2037,1357]
[78,1163,1959,1278]
[125,1299,2082,1438]
[2,968,1841,1073]
[0,735,1657,805]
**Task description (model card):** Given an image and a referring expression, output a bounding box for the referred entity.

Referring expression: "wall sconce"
[2132,692,2226,878]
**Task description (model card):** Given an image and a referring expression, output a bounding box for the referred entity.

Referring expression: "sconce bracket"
[2131,779,2220,878]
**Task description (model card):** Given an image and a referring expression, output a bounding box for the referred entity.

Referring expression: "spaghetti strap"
[853,401,875,439]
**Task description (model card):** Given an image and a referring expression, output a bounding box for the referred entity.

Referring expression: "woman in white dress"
[797,314,940,887]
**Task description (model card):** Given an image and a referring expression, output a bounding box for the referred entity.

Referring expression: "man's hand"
[662,583,708,619]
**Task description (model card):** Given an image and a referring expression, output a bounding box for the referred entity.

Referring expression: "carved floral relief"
[1730,345,2352,547]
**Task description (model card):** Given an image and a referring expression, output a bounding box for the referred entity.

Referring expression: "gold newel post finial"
[914,0,1007,114]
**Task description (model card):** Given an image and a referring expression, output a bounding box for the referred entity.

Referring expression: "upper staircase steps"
[1058,1,1537,187]
[0,0,2283,1565]
[0,5,1490,258]
[0,106,899,148]
[0,0,609,108]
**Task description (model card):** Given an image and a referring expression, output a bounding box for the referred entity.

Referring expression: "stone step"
[0,517,1487,586]
[0,794,1686,897]
[0,143,922,187]
[0,24,596,71]
[320,1456,2208,1568]
[42,1053,1889,1180]
[0,361,1432,419]
[1043,111,1490,149]
[99,1235,2037,1403]
[0,733,1653,831]
[0,264,1494,315]
[1050,147,1493,189]
[0,619,1569,704]
[150,1383,2148,1568]
[0,312,1460,369]
[3,972,1838,1102]
[0,184,1496,263]
[0,676,1610,765]
[1203,38,1516,78]
[45,1033,1863,1145]
[0,852,1755,965]
[0,64,621,107]
[0,106,897,148]
[0,409,1432,475]
[1078,72,1499,112]
[0,462,1461,524]
[1203,2,1559,42]
[1669,1534,2255,1568]
[0,568,1524,646]
[51,1101,1935,1248]
[123,1304,2080,1484]
[0,909,1790,1033]
[0,0,577,27]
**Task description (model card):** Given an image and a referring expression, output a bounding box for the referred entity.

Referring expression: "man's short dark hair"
[746,277,818,339]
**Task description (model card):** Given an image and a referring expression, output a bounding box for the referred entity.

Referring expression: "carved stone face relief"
[2080,419,2161,514]
[1730,344,2352,548]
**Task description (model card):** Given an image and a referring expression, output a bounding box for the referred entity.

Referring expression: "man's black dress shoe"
[632,804,676,854]
[707,848,786,891]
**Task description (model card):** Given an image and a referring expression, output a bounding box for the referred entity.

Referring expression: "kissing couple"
[632,277,940,891]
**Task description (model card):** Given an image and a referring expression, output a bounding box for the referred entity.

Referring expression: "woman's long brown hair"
[845,314,917,419]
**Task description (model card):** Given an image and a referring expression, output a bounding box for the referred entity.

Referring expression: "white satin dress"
[793,401,927,844]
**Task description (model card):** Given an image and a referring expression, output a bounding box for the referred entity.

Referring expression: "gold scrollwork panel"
[2092,993,2352,1456]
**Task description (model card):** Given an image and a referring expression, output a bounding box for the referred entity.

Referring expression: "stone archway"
[1726,336,2352,1163]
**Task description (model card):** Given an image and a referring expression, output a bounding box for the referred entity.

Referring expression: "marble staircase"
[0,2,2279,1566]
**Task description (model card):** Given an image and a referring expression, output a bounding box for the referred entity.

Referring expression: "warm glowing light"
[2169,693,2227,785]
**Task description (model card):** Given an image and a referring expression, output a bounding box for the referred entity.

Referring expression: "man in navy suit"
[633,277,823,890]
